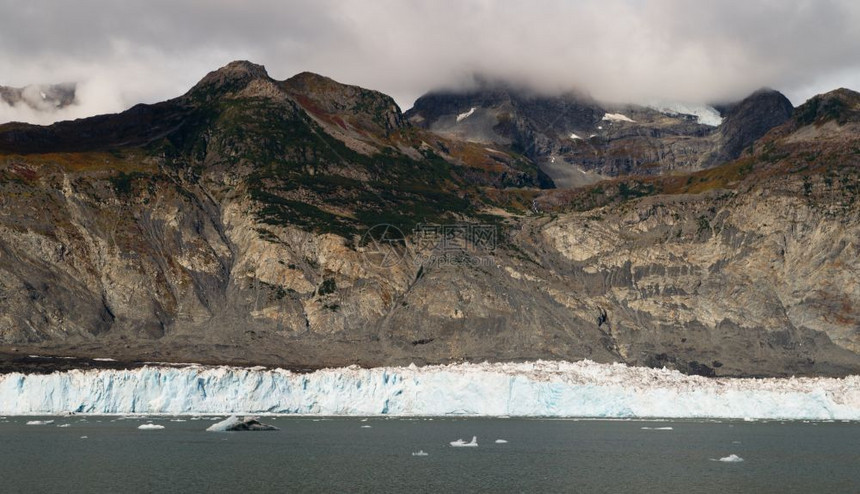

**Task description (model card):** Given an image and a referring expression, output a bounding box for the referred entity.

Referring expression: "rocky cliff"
[0,62,858,377]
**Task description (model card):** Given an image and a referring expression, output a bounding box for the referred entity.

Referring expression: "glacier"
[0,360,858,419]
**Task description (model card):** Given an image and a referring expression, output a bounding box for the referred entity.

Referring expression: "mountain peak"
[188,60,271,99]
[795,87,860,127]
[209,60,269,80]
[283,71,343,93]
[702,87,793,165]
[282,71,405,134]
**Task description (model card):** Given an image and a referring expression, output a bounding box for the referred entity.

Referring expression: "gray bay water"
[0,417,857,493]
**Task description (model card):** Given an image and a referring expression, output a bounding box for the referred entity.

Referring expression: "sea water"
[1,417,857,493]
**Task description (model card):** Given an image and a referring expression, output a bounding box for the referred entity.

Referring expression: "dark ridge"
[706,88,794,165]
[794,87,860,127]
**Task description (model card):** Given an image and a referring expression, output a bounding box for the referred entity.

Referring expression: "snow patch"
[569,133,582,140]
[456,107,476,122]
[602,113,635,123]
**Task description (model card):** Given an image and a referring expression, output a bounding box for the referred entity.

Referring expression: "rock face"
[0,61,858,377]
[704,88,794,166]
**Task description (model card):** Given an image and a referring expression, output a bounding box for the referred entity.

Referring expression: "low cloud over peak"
[1,0,859,124]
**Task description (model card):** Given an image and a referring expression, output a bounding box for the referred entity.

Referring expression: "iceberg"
[138,423,165,430]
[25,419,53,425]
[450,436,478,447]
[715,454,744,463]
[0,360,858,419]
[206,415,278,431]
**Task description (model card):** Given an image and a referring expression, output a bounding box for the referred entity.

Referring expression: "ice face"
[648,102,723,126]
[0,360,858,419]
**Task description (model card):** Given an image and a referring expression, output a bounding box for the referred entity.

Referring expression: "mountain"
[406,82,794,188]
[0,83,76,113]
[703,88,794,166]
[0,61,858,377]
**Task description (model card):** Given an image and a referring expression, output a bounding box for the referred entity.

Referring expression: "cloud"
[1,0,859,125]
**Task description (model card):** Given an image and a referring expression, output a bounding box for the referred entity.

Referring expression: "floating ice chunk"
[92,358,117,362]
[412,450,429,456]
[26,420,53,425]
[456,107,476,122]
[641,426,673,430]
[80,436,88,439]
[138,424,165,430]
[207,415,240,432]
[206,415,278,431]
[170,419,187,422]
[57,424,70,428]
[450,436,478,447]
[361,425,372,429]
[715,454,744,463]
[495,439,508,444]
[602,113,635,123]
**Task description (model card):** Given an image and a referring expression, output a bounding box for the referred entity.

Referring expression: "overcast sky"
[2,0,860,124]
